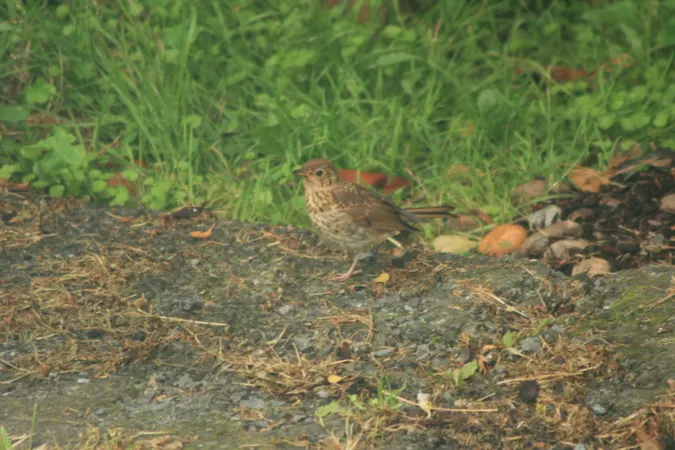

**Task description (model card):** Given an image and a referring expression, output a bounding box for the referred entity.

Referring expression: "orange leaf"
[478,224,528,257]
[190,223,215,239]
[0,180,30,191]
[567,167,611,193]
[339,169,411,194]
[373,272,390,283]
[327,374,343,384]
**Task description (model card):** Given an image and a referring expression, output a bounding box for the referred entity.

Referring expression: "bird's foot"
[325,270,362,282]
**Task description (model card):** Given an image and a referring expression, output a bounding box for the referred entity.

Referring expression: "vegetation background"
[1,0,674,232]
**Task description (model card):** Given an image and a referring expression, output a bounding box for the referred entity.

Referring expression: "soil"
[1,191,674,449]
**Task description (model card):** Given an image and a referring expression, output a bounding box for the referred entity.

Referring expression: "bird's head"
[293,159,341,188]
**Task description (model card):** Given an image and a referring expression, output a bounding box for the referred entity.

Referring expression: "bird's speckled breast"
[305,190,389,251]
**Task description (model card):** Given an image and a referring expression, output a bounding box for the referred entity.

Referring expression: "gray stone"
[521,337,542,353]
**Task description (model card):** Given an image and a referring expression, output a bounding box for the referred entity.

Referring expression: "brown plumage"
[294,158,455,281]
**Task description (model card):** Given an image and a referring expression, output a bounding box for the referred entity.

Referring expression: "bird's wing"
[330,183,419,232]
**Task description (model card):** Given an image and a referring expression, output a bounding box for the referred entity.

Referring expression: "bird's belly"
[310,210,386,251]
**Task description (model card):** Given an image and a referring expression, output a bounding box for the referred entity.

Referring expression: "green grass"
[1,0,675,231]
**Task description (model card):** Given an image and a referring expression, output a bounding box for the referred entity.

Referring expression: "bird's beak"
[293,167,308,177]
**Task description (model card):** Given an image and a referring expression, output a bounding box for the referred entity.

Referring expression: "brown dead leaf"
[545,239,590,259]
[572,257,611,277]
[459,120,475,138]
[519,232,549,257]
[446,163,471,180]
[635,425,663,450]
[608,142,643,171]
[567,167,612,193]
[190,223,215,239]
[511,179,548,205]
[478,224,528,257]
[539,220,582,239]
[660,194,675,213]
[433,235,478,254]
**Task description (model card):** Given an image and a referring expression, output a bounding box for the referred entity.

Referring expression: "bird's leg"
[327,252,363,281]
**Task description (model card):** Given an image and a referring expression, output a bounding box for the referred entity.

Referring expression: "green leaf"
[0,427,13,448]
[129,2,144,16]
[0,164,18,179]
[477,89,500,115]
[597,114,616,130]
[281,49,316,69]
[460,360,479,380]
[382,25,402,39]
[182,114,203,128]
[582,1,641,31]
[502,331,514,347]
[25,78,56,105]
[0,105,29,121]
[531,319,550,337]
[657,17,675,47]
[91,180,108,193]
[47,128,86,166]
[629,86,648,103]
[111,188,130,206]
[49,185,65,197]
[653,111,670,128]
[314,401,343,418]
[122,169,139,181]
[375,53,413,66]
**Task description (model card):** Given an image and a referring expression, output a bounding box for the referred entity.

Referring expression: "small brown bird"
[294,159,455,281]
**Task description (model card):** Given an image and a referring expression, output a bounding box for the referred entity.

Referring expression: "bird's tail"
[403,205,456,220]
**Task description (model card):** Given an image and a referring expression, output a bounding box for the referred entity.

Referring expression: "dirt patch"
[1,191,673,449]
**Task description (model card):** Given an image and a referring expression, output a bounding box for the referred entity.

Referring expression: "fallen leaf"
[635,425,663,450]
[568,207,594,221]
[608,142,643,171]
[416,392,433,418]
[567,167,611,193]
[338,169,411,194]
[459,120,475,138]
[446,163,474,183]
[472,209,493,225]
[190,223,215,239]
[572,257,611,277]
[373,272,390,283]
[511,179,548,205]
[660,193,675,213]
[525,205,562,229]
[549,66,587,82]
[0,180,30,191]
[519,232,549,257]
[433,235,478,254]
[478,224,528,257]
[327,374,343,384]
[545,239,590,259]
[539,220,582,239]
[107,172,134,192]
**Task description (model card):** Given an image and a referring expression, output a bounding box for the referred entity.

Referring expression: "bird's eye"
[315,169,324,177]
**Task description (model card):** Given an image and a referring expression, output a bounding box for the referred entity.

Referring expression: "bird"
[294,158,455,281]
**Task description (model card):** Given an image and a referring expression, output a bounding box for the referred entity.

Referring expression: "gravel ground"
[1,192,673,449]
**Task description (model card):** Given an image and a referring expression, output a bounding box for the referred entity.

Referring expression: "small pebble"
[373,348,395,358]
[316,389,330,399]
[591,403,607,416]
[517,380,540,403]
[240,397,267,410]
[573,444,588,450]
[520,337,542,353]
